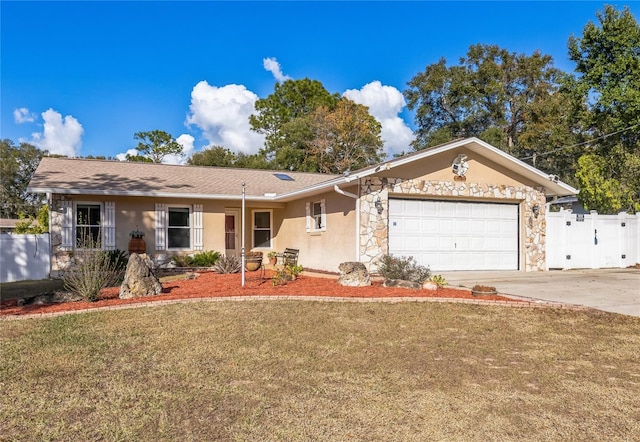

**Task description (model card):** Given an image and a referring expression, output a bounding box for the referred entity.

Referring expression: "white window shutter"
[320,199,326,231]
[155,203,166,250]
[305,202,311,232]
[103,201,116,250]
[60,200,73,250]
[193,204,203,250]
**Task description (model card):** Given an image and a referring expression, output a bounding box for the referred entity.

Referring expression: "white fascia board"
[27,187,280,202]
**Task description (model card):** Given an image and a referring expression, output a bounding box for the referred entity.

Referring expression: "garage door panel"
[389,199,519,271]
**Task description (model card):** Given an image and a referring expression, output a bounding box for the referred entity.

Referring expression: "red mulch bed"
[0,270,517,317]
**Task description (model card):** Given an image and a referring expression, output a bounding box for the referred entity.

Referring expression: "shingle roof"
[28,157,339,200]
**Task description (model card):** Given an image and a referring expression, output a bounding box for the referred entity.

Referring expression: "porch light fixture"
[532,203,540,218]
[375,197,384,214]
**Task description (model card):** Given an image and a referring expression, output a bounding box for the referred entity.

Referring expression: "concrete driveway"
[439,268,640,317]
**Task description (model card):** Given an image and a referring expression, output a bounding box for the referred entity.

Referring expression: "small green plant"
[271,264,303,286]
[171,251,221,268]
[430,274,447,288]
[212,255,242,274]
[106,249,128,272]
[376,254,431,284]
[267,251,278,259]
[191,250,221,267]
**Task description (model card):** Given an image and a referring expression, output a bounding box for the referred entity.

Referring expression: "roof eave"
[27,187,278,202]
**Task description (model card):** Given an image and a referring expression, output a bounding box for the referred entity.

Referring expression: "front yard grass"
[2,301,640,441]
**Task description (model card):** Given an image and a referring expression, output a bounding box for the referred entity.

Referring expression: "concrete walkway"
[439,268,640,317]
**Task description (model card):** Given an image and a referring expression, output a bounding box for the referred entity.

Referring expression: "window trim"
[73,201,103,249]
[306,199,326,233]
[166,205,192,251]
[252,209,273,249]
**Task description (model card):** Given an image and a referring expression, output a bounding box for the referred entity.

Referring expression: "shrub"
[172,251,222,267]
[191,250,221,267]
[106,249,128,272]
[272,264,303,286]
[212,255,242,274]
[63,234,123,302]
[376,254,431,284]
[430,274,447,288]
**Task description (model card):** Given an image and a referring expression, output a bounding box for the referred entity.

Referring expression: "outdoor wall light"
[532,203,540,218]
[375,197,384,214]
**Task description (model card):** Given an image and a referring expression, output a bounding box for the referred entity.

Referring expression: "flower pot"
[471,289,497,297]
[269,257,277,265]
[245,260,262,271]
[128,237,146,255]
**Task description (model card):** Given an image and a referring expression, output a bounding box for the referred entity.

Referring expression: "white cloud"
[186,81,265,155]
[115,148,139,162]
[263,57,291,83]
[343,81,415,157]
[14,107,36,123]
[29,108,84,156]
[162,134,195,165]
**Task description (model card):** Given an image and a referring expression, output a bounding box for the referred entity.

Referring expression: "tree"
[250,78,384,172]
[188,146,237,167]
[568,5,640,212]
[404,44,583,169]
[0,139,46,219]
[249,78,340,169]
[187,145,271,169]
[303,99,384,173]
[14,205,49,234]
[127,130,183,163]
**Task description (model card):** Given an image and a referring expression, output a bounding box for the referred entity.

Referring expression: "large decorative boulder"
[119,253,163,299]
[338,262,371,287]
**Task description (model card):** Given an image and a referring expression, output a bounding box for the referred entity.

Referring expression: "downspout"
[334,184,360,262]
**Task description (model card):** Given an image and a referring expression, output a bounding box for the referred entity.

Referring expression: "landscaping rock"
[383,279,421,290]
[119,253,163,299]
[17,291,83,306]
[338,262,371,287]
[422,281,439,291]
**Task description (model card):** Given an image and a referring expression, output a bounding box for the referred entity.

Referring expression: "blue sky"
[3,1,639,163]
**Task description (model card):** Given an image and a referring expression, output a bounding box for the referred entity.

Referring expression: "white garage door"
[389,199,519,271]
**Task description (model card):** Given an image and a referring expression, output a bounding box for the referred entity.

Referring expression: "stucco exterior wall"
[49,194,250,275]
[277,189,357,272]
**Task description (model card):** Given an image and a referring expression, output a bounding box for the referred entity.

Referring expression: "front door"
[225,211,240,257]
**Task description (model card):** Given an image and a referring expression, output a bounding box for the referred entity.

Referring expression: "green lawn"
[2,301,640,441]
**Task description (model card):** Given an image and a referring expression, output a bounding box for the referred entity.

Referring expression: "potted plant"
[128,227,146,255]
[267,251,278,265]
[244,251,263,271]
[471,284,498,296]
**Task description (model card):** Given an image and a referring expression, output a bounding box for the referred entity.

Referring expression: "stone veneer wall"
[359,177,547,272]
[49,194,72,277]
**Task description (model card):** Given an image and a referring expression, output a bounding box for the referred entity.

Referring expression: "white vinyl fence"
[0,234,51,283]
[546,210,639,270]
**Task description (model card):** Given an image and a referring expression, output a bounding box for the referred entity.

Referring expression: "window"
[253,210,272,248]
[76,204,101,246]
[313,202,322,230]
[306,199,326,232]
[168,207,191,249]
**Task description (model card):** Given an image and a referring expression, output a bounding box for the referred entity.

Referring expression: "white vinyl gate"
[388,199,519,271]
[546,210,639,269]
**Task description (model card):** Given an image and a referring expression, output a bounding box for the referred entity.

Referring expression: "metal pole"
[241,182,245,287]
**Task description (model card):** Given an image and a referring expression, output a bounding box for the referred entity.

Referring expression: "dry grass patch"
[2,302,640,441]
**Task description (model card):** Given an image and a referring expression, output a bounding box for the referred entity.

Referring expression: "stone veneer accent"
[49,194,72,277]
[359,177,547,272]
